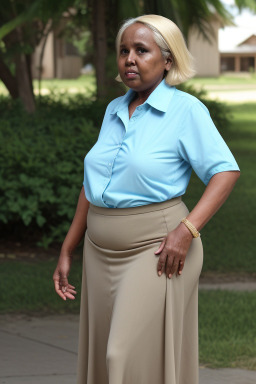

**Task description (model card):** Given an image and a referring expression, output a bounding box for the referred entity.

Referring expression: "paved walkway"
[199,281,256,291]
[0,314,255,384]
[207,89,256,103]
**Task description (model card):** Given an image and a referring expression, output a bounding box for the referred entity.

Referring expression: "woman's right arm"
[53,186,89,301]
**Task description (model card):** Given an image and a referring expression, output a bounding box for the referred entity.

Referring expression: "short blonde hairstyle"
[115,14,195,86]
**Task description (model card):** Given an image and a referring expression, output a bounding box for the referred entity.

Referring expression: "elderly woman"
[53,14,240,384]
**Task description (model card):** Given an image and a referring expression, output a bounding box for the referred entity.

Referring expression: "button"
[108,163,111,166]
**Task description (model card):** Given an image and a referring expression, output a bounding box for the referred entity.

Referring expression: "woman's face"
[117,23,172,96]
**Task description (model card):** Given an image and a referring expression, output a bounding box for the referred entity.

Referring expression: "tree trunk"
[15,53,36,113]
[0,57,19,99]
[91,0,108,100]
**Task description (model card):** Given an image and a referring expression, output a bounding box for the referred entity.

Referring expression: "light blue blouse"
[83,80,239,208]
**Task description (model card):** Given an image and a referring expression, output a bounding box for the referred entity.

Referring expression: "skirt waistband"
[89,197,182,216]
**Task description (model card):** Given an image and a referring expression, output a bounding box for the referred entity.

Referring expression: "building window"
[221,57,235,72]
[240,57,255,72]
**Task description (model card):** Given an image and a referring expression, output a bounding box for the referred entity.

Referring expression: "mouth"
[124,71,138,79]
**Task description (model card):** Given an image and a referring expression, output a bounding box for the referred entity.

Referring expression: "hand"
[53,250,77,301]
[154,223,193,278]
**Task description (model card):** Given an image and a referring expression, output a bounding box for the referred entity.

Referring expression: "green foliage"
[235,0,256,12]
[144,0,233,40]
[0,93,107,246]
[0,0,77,40]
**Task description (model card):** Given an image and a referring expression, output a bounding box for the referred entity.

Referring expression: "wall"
[188,20,220,77]
[32,33,55,79]
[32,31,82,79]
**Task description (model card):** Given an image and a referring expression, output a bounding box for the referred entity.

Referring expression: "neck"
[135,78,163,103]
[135,91,151,104]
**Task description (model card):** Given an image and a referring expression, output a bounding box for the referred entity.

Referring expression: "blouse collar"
[111,79,176,115]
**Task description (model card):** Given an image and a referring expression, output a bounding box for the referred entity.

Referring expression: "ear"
[165,56,172,72]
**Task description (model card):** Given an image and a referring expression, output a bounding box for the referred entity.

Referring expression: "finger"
[62,286,77,295]
[53,279,67,301]
[64,292,76,300]
[177,260,185,276]
[68,284,76,289]
[165,254,175,278]
[67,288,77,295]
[154,238,166,255]
[169,257,180,277]
[157,250,168,276]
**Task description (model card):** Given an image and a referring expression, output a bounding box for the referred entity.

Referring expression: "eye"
[137,47,147,54]
[120,48,129,55]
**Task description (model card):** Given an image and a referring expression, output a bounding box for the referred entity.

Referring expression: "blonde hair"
[115,14,195,86]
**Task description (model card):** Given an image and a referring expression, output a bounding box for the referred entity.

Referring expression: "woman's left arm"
[155,170,240,278]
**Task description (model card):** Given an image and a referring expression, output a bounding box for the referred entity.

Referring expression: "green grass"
[35,74,96,94]
[0,259,82,314]
[187,73,256,87]
[199,291,256,370]
[183,102,256,273]
[0,74,96,96]
[0,260,255,369]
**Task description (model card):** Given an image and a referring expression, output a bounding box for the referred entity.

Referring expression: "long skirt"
[76,197,203,384]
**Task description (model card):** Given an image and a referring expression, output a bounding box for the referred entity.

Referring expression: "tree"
[0,0,77,112]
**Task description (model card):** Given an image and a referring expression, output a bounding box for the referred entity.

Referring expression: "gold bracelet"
[181,218,200,238]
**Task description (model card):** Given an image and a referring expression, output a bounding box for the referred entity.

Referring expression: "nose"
[126,50,136,65]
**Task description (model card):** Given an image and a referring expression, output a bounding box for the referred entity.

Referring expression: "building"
[32,11,83,80]
[220,34,256,73]
[188,15,222,77]
[32,30,83,79]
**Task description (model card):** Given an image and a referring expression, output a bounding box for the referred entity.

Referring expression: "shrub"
[0,94,101,247]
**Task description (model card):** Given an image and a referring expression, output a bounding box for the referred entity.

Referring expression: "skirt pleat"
[76,198,203,384]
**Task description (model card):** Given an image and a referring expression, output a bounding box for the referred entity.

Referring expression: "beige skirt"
[76,197,203,384]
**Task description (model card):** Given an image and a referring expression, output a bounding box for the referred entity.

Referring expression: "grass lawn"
[0,74,96,96]
[0,259,255,370]
[35,74,96,95]
[0,259,82,314]
[199,290,256,370]
[187,73,256,87]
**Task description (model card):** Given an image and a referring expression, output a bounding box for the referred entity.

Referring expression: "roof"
[220,45,256,54]
[220,33,256,54]
[238,34,256,46]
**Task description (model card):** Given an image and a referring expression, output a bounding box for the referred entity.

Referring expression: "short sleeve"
[178,101,240,185]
